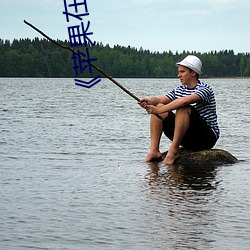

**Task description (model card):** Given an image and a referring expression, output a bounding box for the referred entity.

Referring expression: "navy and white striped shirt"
[166,80,220,139]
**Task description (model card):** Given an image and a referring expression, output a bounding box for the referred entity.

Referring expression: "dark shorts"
[163,107,217,150]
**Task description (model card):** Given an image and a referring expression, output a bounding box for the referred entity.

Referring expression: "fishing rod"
[23,20,163,120]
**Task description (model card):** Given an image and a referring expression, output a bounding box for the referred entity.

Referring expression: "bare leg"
[144,105,168,162]
[163,106,191,165]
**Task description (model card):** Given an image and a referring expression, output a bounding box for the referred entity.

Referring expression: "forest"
[0,38,250,78]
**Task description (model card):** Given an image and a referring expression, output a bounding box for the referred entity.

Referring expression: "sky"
[1,0,250,53]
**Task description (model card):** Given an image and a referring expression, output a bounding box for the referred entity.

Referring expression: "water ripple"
[0,78,250,249]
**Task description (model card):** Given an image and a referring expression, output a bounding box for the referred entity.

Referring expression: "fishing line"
[40,39,52,78]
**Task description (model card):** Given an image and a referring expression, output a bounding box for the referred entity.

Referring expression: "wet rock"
[162,148,238,166]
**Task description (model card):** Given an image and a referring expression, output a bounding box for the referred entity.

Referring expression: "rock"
[161,148,238,166]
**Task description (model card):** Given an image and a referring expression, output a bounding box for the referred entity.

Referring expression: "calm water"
[1,78,250,250]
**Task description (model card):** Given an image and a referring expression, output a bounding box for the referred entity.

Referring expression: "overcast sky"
[1,0,249,53]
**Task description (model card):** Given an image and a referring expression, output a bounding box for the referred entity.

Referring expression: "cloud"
[206,0,239,4]
[134,0,168,4]
[199,0,250,10]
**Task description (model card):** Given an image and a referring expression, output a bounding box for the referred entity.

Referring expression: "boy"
[139,55,219,164]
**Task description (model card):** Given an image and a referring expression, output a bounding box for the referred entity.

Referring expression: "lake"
[1,78,250,249]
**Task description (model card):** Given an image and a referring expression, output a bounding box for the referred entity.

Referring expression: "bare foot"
[163,150,179,165]
[144,151,162,162]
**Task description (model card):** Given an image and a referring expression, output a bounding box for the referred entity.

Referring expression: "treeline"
[1,38,250,78]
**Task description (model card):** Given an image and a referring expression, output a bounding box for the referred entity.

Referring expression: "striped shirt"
[166,80,220,139]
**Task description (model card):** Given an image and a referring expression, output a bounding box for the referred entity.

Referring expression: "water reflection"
[147,162,219,191]
[144,162,221,249]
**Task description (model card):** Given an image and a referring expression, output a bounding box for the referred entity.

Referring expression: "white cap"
[176,55,202,75]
